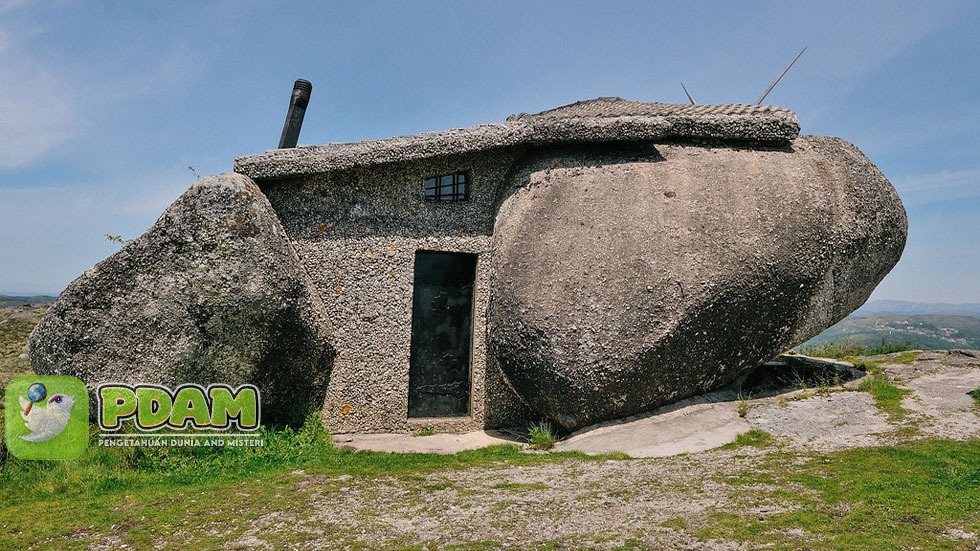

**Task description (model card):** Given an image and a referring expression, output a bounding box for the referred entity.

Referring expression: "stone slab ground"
[340,351,980,457]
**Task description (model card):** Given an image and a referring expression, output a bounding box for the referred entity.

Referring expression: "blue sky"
[1,0,977,303]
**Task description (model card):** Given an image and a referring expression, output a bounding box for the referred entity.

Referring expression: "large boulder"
[29,173,334,425]
[489,136,907,430]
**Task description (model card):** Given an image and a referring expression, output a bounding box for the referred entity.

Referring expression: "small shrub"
[297,409,330,445]
[737,393,750,418]
[528,421,557,451]
[413,426,434,437]
[815,371,843,395]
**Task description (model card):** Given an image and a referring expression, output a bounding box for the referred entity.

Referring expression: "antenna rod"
[681,82,697,105]
[279,79,313,148]
[754,46,807,105]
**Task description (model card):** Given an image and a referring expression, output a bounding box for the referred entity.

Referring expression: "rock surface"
[489,135,907,430]
[29,173,334,425]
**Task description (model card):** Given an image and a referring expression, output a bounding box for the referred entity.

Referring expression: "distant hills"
[827,300,980,349]
[0,294,56,307]
[856,299,980,317]
[798,300,980,351]
[802,312,980,351]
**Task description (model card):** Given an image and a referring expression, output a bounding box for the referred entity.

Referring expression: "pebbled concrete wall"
[257,147,535,433]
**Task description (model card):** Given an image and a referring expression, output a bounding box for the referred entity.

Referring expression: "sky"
[0,0,978,303]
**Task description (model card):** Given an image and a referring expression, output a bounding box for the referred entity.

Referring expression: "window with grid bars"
[423,172,468,201]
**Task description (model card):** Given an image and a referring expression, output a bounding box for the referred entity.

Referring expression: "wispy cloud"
[0,167,193,294]
[893,167,980,205]
[0,20,82,169]
[0,3,209,170]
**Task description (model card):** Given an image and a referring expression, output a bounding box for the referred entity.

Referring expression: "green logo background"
[5,375,89,460]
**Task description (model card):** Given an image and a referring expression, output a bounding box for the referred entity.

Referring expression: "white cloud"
[892,167,980,205]
[0,16,82,169]
[0,65,81,169]
[0,4,209,170]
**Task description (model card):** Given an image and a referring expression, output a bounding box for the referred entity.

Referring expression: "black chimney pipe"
[278,79,312,149]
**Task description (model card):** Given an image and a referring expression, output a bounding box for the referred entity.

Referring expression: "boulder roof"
[234,97,800,180]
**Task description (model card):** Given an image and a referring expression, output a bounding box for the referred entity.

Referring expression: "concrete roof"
[234,97,800,180]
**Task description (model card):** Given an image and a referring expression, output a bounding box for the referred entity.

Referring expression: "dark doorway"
[408,250,477,417]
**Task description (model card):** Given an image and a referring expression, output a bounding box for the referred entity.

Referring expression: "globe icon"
[27,382,47,403]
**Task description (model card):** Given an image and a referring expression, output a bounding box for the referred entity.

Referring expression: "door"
[408,250,477,417]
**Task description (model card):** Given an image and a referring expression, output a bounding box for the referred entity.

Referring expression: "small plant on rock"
[104,234,133,247]
[528,421,557,450]
[737,393,751,418]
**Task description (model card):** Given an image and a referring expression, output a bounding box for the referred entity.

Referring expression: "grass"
[0,412,626,550]
[659,517,688,531]
[721,429,775,450]
[795,337,917,360]
[857,378,912,421]
[0,306,45,409]
[850,351,919,376]
[840,347,916,422]
[18,433,964,551]
[413,426,435,437]
[698,439,980,550]
[527,421,558,450]
[2,306,976,549]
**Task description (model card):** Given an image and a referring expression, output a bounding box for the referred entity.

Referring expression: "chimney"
[278,79,313,149]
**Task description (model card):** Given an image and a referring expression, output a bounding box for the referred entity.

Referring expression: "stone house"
[232,97,805,433]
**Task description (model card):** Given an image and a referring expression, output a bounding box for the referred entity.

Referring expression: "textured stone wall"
[258,147,534,433]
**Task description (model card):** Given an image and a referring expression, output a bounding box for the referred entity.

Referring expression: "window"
[424,172,468,202]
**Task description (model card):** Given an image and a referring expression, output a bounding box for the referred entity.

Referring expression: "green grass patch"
[0,412,626,550]
[528,421,557,450]
[659,517,688,531]
[721,429,775,450]
[697,439,980,550]
[857,378,912,420]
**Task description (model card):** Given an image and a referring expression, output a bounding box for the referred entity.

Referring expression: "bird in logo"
[19,394,77,442]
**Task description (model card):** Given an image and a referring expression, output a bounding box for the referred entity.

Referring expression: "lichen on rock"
[28,173,334,425]
[489,136,907,430]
